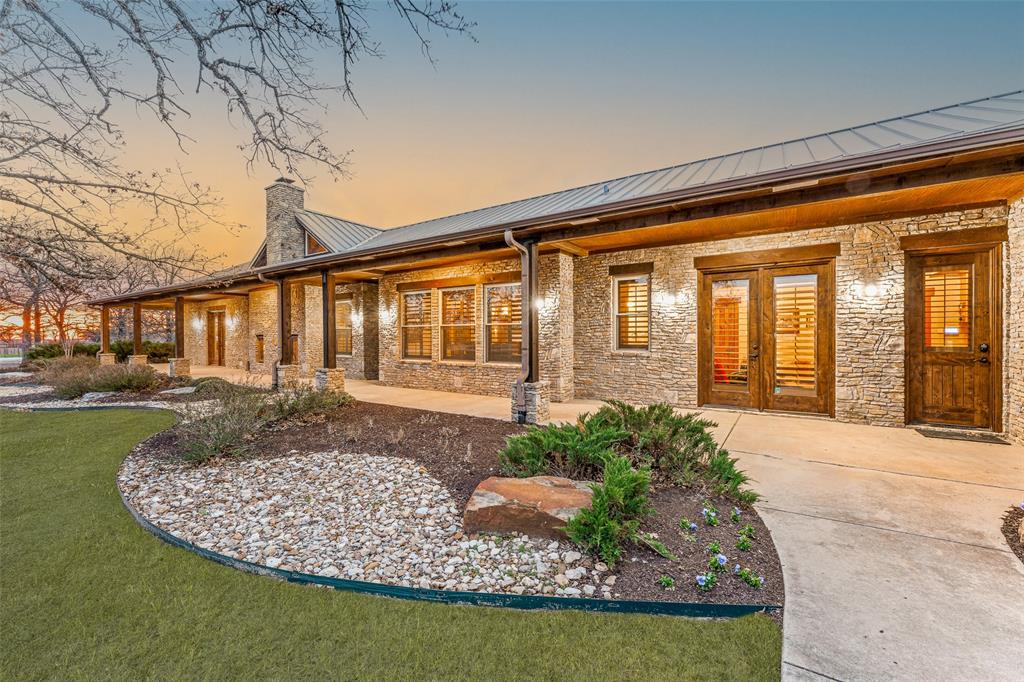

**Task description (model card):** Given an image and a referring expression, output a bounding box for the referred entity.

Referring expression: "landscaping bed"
[1001,503,1024,564]
[120,399,784,613]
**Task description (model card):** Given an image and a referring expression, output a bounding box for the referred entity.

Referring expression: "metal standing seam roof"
[295,210,382,251]
[319,89,1024,254]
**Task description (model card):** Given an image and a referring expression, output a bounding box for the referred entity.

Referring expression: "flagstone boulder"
[463,475,593,540]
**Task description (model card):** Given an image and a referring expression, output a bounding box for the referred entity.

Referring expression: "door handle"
[749,352,760,360]
[977,357,990,365]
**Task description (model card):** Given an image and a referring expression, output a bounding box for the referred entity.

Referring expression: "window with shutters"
[614,275,650,350]
[485,283,521,363]
[773,273,817,390]
[923,266,971,350]
[441,287,476,361]
[335,299,353,355]
[401,291,432,359]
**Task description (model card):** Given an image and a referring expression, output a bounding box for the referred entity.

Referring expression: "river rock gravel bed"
[118,448,614,598]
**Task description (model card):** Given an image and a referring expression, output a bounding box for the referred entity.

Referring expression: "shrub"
[705,448,759,503]
[41,359,162,399]
[565,455,652,567]
[269,382,353,421]
[587,400,718,476]
[25,342,100,361]
[109,339,175,362]
[178,385,270,463]
[499,422,624,479]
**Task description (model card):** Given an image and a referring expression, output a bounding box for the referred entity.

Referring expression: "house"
[90,90,1024,444]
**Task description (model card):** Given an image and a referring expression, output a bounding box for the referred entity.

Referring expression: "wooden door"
[761,263,834,415]
[699,270,761,409]
[207,311,225,366]
[699,262,834,415]
[906,248,999,429]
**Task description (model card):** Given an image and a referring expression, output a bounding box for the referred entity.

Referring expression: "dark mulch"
[142,399,784,614]
[1001,505,1024,564]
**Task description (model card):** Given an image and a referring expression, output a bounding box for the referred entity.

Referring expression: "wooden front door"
[699,262,834,415]
[906,248,1000,429]
[207,310,226,366]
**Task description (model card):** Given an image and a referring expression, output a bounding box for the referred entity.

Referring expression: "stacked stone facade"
[1006,198,1024,445]
[539,253,575,402]
[573,205,1015,433]
[335,282,379,380]
[181,297,249,370]
[265,180,305,265]
[247,287,279,374]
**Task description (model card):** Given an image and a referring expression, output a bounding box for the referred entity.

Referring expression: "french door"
[905,247,1000,429]
[698,262,834,415]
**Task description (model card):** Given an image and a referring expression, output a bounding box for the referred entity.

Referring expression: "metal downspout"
[504,230,530,423]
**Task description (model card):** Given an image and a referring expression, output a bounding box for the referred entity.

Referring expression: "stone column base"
[275,364,299,388]
[127,354,149,367]
[97,352,116,366]
[314,367,346,392]
[511,380,550,424]
[169,357,191,378]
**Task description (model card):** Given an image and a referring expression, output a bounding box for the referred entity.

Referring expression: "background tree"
[0,0,473,281]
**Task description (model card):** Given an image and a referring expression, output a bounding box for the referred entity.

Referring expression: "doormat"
[915,428,1009,445]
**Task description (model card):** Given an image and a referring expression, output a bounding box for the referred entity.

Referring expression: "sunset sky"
[116,1,1024,266]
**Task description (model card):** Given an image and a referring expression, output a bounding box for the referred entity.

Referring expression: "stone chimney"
[265,177,305,265]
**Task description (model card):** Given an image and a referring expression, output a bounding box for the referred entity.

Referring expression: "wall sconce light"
[225,314,238,331]
[351,311,363,327]
[191,316,204,332]
[852,281,883,299]
[533,296,547,311]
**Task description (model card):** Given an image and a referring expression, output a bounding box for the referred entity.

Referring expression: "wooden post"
[524,238,540,383]
[174,297,185,358]
[132,302,143,356]
[277,279,291,365]
[100,305,111,353]
[322,271,336,369]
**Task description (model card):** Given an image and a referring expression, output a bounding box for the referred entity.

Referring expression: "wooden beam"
[899,224,1008,251]
[549,241,589,257]
[396,270,520,292]
[694,243,842,271]
[132,302,142,356]
[100,305,110,354]
[322,271,336,369]
[277,279,291,366]
[608,262,654,277]
[174,297,185,359]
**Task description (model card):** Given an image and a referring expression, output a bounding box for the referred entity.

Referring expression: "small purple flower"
[696,574,707,587]
[715,553,727,566]
[689,522,698,532]
[733,507,741,516]
[758,576,765,585]
[1020,500,1024,511]
[733,564,741,574]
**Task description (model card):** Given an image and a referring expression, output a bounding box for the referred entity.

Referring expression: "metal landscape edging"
[119,487,779,619]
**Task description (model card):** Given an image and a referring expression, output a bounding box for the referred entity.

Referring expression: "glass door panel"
[773,273,817,392]
[700,270,760,409]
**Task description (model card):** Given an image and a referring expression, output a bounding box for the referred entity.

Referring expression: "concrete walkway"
[163,366,1024,679]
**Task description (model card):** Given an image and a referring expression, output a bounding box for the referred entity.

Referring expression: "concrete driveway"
[709,410,1024,681]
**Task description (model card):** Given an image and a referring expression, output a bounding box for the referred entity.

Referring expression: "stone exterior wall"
[378,258,523,396]
[265,180,305,265]
[181,297,249,369]
[574,205,1014,430]
[1006,198,1024,445]
[247,287,279,374]
[539,253,575,402]
[336,282,379,380]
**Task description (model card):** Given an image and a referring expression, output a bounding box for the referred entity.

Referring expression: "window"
[614,276,650,350]
[305,231,328,256]
[336,299,353,355]
[440,287,476,361]
[485,283,521,363]
[773,274,817,390]
[924,266,971,350]
[255,334,265,364]
[711,280,748,385]
[401,291,432,359]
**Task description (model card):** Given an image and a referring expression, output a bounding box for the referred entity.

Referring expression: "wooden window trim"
[396,271,519,292]
[694,243,841,271]
[439,286,476,363]
[400,290,432,360]
[899,225,1008,252]
[305,231,329,256]
[484,282,522,364]
[608,262,654,277]
[613,274,651,352]
[335,299,353,356]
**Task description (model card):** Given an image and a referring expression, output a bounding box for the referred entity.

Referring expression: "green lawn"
[0,409,781,681]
